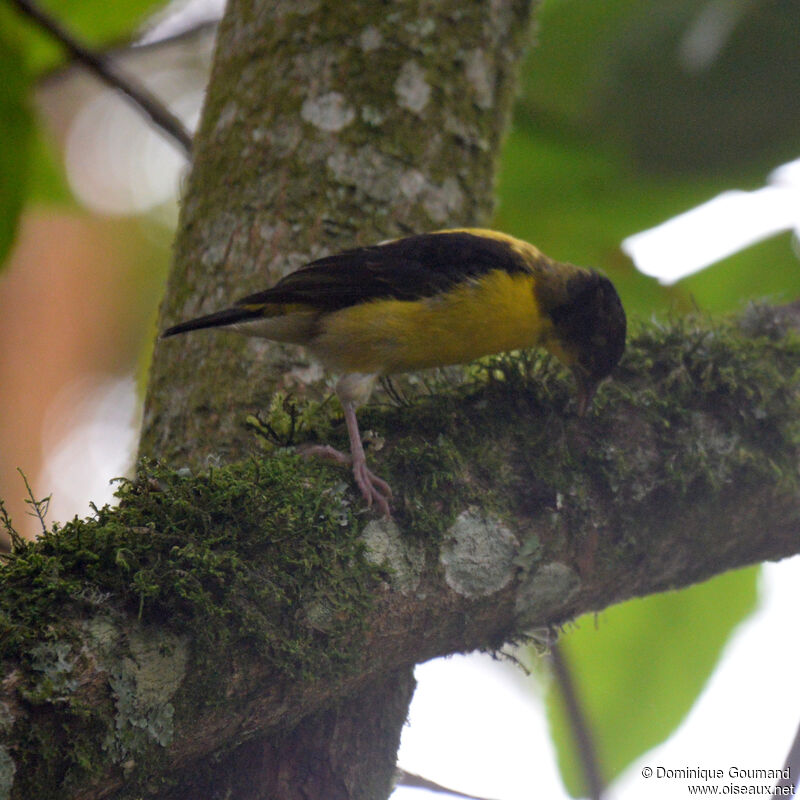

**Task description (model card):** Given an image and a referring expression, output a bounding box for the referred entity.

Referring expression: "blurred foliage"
[498,0,800,318]
[498,0,800,794]
[519,0,800,175]
[545,568,758,796]
[0,0,167,270]
[25,122,74,206]
[0,0,166,76]
[0,28,34,267]
[682,232,800,313]
[0,0,798,794]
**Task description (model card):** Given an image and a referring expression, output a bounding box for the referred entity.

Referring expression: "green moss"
[9,693,111,799]
[607,312,800,484]
[0,458,384,796]
[246,307,800,560]
[1,458,379,674]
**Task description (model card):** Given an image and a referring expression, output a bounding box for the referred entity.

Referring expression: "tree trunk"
[137,1,535,798]
[140,0,535,466]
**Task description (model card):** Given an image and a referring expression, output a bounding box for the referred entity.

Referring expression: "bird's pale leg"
[341,400,393,516]
[298,403,392,515]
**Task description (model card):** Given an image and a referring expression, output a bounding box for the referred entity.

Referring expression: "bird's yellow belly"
[311,271,550,375]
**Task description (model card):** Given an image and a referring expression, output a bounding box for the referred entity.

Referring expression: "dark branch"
[771,717,800,799]
[11,0,193,155]
[396,769,501,800]
[549,642,605,800]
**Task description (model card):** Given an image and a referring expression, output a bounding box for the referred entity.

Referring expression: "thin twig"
[0,496,22,553]
[11,0,192,155]
[549,641,605,800]
[17,468,50,536]
[395,768,501,800]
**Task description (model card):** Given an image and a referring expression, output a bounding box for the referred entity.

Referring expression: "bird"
[162,228,627,516]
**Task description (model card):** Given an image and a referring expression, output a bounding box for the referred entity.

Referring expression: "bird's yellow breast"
[310,270,552,375]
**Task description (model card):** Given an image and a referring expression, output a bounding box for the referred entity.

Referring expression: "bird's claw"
[352,459,393,517]
[298,444,393,516]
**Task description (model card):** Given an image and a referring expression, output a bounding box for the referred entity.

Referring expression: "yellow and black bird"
[163,229,626,515]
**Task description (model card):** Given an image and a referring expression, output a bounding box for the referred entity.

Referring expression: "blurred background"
[1,0,799,798]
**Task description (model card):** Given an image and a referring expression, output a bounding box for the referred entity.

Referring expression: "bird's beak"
[573,369,597,417]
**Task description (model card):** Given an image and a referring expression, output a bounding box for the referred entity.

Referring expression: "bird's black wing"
[237,232,532,312]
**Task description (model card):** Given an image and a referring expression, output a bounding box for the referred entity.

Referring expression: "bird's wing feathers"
[237,232,533,312]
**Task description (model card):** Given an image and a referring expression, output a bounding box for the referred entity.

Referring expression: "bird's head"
[546,270,627,415]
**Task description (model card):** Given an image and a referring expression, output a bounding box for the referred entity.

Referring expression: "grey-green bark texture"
[140,0,535,466]
[136,0,536,798]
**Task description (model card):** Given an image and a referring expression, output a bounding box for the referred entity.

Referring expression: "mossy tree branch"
[2,309,800,798]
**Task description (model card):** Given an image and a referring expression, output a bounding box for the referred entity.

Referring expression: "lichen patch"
[395,61,431,114]
[514,562,581,628]
[362,518,425,595]
[440,509,518,597]
[301,92,356,132]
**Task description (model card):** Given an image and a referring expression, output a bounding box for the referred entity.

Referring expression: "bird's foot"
[298,443,351,466]
[351,458,393,517]
[298,444,393,516]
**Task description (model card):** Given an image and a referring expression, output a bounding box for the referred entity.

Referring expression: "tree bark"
[157,668,417,800]
[135,1,535,798]
[140,0,534,466]
[2,305,800,799]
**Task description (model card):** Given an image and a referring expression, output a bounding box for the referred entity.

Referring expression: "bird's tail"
[161,306,263,338]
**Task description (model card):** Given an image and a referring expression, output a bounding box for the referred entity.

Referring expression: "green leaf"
[678,233,800,314]
[522,0,800,174]
[543,567,758,797]
[0,29,34,271]
[25,124,74,207]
